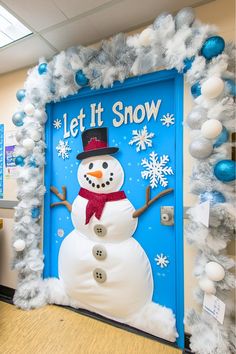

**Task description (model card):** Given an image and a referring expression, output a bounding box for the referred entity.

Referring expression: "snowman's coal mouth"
[84,172,114,189]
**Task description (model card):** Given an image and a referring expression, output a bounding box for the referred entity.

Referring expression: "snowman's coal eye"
[102,162,108,169]
[89,162,93,170]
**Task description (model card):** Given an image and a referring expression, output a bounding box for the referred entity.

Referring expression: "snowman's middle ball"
[77,155,124,193]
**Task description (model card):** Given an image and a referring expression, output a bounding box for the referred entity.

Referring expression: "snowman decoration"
[48,127,177,342]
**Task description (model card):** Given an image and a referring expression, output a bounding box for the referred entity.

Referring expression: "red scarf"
[79,188,126,224]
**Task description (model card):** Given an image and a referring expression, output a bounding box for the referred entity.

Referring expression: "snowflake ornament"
[161,113,175,127]
[53,119,62,129]
[141,151,174,188]
[56,140,71,160]
[129,125,154,152]
[155,253,169,268]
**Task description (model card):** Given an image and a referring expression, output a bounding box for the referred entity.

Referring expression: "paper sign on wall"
[5,130,17,178]
[203,293,225,324]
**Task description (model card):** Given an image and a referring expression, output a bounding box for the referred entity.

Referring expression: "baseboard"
[0,285,193,353]
[0,284,15,304]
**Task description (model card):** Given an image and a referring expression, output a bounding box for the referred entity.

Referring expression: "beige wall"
[0,0,234,329]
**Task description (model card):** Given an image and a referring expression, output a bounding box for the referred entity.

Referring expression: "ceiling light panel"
[0,4,32,48]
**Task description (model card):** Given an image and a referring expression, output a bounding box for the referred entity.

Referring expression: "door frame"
[43,69,184,348]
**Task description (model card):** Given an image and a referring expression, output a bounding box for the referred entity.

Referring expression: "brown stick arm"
[50,185,72,212]
[133,187,173,218]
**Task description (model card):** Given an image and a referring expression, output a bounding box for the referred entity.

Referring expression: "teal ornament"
[75,70,89,87]
[213,126,229,148]
[16,89,26,102]
[191,82,201,98]
[31,207,40,218]
[15,156,25,167]
[225,79,236,96]
[38,63,47,75]
[199,191,225,205]
[201,36,225,60]
[12,111,25,127]
[214,160,236,182]
[183,56,195,73]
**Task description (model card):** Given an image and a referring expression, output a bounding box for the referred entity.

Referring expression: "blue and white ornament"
[214,160,236,182]
[201,36,225,60]
[191,82,201,98]
[12,111,25,127]
[31,207,40,219]
[38,62,47,75]
[201,119,222,140]
[189,138,213,159]
[16,89,26,102]
[75,70,89,87]
[15,156,25,167]
[182,56,195,73]
[213,126,229,148]
[201,77,224,99]
[199,191,226,205]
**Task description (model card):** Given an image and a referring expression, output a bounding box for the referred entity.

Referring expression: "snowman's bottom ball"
[59,230,153,320]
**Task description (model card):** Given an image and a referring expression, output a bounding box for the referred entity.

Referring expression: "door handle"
[160,206,174,226]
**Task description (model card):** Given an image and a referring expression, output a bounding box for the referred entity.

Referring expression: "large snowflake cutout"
[155,253,169,268]
[129,125,154,152]
[53,119,62,129]
[56,140,71,160]
[161,113,175,127]
[141,151,174,188]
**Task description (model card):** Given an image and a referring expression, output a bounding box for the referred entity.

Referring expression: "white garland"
[12,7,235,354]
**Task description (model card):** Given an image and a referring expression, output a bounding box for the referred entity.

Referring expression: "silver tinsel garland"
[11,7,235,354]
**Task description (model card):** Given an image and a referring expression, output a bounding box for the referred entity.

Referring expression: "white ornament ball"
[22,138,35,150]
[205,261,225,282]
[201,119,222,139]
[13,239,26,252]
[139,28,155,47]
[199,277,216,294]
[30,130,41,142]
[201,77,224,99]
[24,103,35,116]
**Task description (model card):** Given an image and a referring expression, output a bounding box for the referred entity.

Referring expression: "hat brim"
[76,147,119,160]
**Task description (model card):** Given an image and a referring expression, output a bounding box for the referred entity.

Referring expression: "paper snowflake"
[129,125,154,152]
[53,119,62,129]
[155,253,169,268]
[56,140,71,160]
[141,151,174,188]
[161,113,175,127]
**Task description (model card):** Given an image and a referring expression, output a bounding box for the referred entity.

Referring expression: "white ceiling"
[0,0,211,74]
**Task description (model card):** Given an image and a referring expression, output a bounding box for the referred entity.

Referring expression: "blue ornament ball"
[183,56,195,73]
[199,191,226,205]
[15,156,25,167]
[225,79,236,96]
[31,207,40,219]
[214,160,236,182]
[28,159,38,168]
[12,111,25,127]
[38,63,47,75]
[213,126,229,148]
[201,36,225,60]
[75,70,89,87]
[191,82,201,98]
[16,89,26,102]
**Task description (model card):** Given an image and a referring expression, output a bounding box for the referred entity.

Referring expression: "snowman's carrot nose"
[87,170,103,178]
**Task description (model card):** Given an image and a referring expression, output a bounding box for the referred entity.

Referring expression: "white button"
[92,245,107,261]
[93,224,107,237]
[93,268,107,283]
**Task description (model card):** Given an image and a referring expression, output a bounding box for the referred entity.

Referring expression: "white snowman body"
[54,154,177,341]
[58,155,153,320]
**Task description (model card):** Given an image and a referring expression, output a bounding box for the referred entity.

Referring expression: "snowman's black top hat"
[76,127,119,160]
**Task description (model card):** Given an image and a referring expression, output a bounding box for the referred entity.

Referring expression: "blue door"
[44,69,184,348]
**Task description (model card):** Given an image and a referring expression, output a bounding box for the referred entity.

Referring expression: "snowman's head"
[77,155,124,193]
